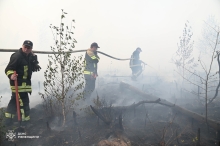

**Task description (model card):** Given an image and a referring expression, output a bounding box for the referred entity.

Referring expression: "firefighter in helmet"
[4,40,41,126]
[129,47,142,80]
[83,42,100,99]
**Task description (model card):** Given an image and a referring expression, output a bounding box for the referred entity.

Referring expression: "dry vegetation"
[1,82,220,146]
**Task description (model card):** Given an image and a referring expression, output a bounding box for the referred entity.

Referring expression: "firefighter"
[83,42,100,99]
[4,40,41,126]
[129,47,142,80]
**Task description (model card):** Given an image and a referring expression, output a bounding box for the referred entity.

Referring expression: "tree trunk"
[62,100,66,126]
[205,80,208,124]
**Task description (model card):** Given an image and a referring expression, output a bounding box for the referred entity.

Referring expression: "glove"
[91,73,98,79]
[31,55,39,65]
[31,55,41,72]
[33,64,41,72]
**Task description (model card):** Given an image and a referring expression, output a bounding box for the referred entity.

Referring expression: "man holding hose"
[4,40,41,126]
[129,47,143,80]
[83,42,100,100]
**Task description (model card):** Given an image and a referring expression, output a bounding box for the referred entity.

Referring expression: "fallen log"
[105,98,163,111]
[90,98,164,125]
[120,81,220,131]
[90,105,111,125]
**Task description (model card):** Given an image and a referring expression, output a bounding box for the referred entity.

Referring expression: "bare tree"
[172,21,197,97]
[172,21,197,76]
[176,17,220,124]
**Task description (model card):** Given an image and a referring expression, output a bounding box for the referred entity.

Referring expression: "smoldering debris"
[1,77,220,146]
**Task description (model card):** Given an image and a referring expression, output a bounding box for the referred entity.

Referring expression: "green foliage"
[82,95,106,116]
[93,94,102,109]
[39,10,84,125]
[81,105,93,115]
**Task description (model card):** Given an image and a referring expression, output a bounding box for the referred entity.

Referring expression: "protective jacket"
[5,48,39,93]
[84,48,100,75]
[130,50,141,68]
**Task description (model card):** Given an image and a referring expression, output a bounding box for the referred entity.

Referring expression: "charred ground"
[1,82,220,146]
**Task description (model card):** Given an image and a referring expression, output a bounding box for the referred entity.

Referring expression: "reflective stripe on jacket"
[84,48,100,75]
[5,48,35,93]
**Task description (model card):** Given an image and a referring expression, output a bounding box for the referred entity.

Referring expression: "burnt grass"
[2,84,220,146]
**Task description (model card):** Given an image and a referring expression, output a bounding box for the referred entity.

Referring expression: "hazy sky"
[0,0,220,106]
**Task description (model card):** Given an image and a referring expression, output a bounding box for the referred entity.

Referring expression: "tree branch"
[207,32,220,105]
[208,79,220,83]
[198,59,207,75]
[207,32,219,76]
[199,76,205,85]
[183,88,199,96]
[179,65,205,81]
[203,20,219,33]
[174,70,205,90]
[90,99,166,125]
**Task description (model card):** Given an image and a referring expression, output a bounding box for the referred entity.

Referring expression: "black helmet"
[91,42,100,48]
[23,40,33,48]
[136,47,142,52]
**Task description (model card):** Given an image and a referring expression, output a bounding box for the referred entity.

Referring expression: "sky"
[0,0,220,107]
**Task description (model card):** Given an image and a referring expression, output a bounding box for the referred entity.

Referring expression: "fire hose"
[0,48,149,77]
[0,49,131,61]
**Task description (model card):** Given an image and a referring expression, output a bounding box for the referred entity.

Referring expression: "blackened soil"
[2,102,220,146]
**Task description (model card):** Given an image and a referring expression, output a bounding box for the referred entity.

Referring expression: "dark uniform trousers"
[4,48,37,122]
[131,61,142,78]
[83,48,99,99]
[83,74,96,99]
[130,50,142,79]
[5,92,30,121]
